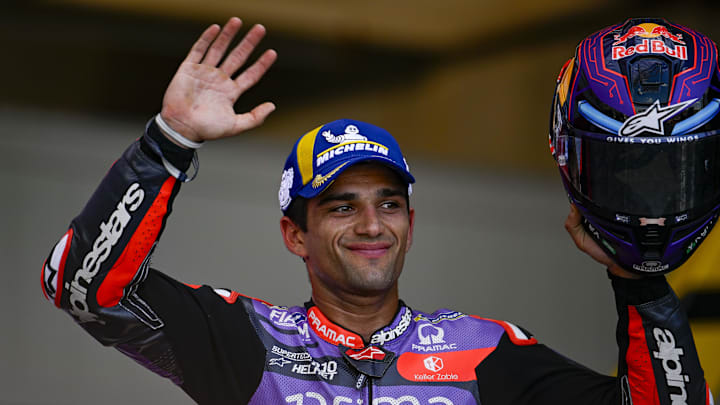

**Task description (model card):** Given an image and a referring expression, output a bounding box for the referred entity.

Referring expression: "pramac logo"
[307,306,363,348]
[412,324,458,352]
[418,324,445,345]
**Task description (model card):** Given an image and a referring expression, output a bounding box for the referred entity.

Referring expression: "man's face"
[293,163,414,296]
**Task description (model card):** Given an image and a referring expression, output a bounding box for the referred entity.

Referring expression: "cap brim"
[296,155,415,200]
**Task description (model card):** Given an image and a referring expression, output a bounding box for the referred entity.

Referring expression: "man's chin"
[345,268,400,294]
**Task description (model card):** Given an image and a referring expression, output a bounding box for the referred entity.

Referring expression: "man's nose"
[354,206,383,237]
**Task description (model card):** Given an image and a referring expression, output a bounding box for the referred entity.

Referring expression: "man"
[42,17,711,404]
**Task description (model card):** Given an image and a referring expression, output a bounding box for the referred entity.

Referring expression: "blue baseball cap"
[278,119,415,212]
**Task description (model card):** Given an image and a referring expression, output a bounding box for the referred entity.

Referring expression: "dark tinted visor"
[560,130,720,216]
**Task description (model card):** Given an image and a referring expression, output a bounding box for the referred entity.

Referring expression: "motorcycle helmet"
[549,18,720,274]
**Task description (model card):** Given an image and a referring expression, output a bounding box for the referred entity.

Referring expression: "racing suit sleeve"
[475,273,713,405]
[40,119,265,403]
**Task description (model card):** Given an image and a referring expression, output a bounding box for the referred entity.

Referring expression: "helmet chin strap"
[634,224,667,261]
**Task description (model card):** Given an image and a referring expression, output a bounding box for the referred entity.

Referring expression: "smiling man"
[278,125,415,341]
[42,17,711,405]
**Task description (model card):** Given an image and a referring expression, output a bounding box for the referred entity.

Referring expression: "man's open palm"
[160,17,277,143]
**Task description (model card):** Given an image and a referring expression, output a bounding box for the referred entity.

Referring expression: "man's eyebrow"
[316,192,357,206]
[378,187,406,198]
[316,187,405,206]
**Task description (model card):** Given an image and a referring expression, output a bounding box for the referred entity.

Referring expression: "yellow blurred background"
[9,1,719,171]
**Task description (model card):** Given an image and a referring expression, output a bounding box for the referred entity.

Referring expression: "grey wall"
[1,107,617,404]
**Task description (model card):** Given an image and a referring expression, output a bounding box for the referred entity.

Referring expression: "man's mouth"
[346,242,392,258]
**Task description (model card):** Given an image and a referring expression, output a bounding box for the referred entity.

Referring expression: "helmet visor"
[560,130,720,217]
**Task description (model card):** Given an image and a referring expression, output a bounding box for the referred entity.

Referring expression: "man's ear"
[280,216,308,259]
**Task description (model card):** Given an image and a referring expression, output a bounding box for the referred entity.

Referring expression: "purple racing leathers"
[41,120,714,404]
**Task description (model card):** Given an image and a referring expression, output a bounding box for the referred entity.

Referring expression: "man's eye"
[381,201,400,209]
[332,205,353,213]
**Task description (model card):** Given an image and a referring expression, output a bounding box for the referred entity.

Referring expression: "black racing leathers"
[41,119,713,404]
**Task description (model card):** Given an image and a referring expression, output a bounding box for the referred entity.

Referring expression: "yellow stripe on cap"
[297,126,322,186]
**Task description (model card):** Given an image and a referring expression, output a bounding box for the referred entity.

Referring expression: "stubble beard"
[341,253,403,295]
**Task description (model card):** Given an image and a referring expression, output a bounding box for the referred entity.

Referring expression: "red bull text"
[612,23,687,60]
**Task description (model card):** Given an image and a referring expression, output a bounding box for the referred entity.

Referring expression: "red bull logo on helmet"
[612,23,687,60]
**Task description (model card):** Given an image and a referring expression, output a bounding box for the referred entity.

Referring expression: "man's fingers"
[235,49,278,94]
[202,17,244,67]
[565,204,581,231]
[220,24,268,76]
[565,205,597,258]
[232,102,276,134]
[565,205,603,263]
[564,204,585,248]
[184,24,221,64]
[564,204,635,276]
[171,18,276,141]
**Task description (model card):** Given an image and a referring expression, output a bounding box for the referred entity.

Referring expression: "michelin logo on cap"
[316,125,390,167]
[278,119,415,212]
[321,125,367,144]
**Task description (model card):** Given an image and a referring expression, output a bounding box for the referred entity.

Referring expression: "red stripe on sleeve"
[706,383,713,405]
[183,283,274,307]
[235,291,273,307]
[626,305,660,405]
[96,177,176,307]
[470,316,538,346]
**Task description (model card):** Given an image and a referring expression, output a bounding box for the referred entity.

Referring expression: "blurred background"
[2,1,719,404]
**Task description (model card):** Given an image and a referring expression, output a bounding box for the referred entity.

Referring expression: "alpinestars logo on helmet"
[619,99,696,137]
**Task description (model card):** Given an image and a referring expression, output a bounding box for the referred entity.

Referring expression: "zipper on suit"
[367,377,373,405]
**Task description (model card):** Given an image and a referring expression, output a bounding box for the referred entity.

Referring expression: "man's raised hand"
[160,17,277,143]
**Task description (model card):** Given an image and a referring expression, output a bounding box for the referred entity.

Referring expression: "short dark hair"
[284,196,309,232]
